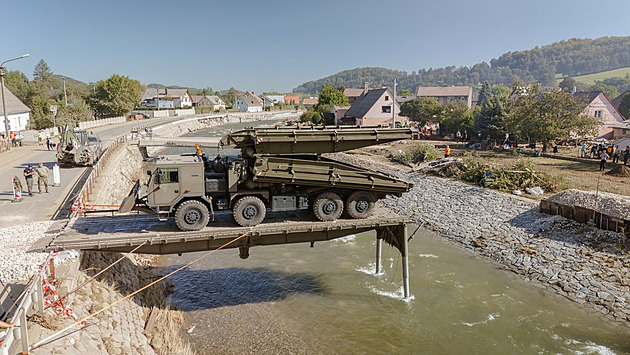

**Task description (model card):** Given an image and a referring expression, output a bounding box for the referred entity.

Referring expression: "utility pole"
[62,77,68,106]
[392,79,397,128]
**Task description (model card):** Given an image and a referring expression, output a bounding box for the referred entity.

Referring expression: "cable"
[30,231,250,350]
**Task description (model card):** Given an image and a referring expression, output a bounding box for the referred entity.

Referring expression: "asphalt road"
[0,117,177,229]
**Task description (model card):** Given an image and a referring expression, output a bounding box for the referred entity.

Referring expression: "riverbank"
[333,151,630,324]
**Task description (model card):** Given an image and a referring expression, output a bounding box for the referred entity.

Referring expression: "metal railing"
[0,262,47,355]
[76,134,129,206]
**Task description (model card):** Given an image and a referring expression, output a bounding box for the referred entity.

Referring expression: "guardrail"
[75,134,129,207]
[0,261,48,355]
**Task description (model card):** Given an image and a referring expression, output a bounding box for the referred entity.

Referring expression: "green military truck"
[120,126,414,231]
[57,124,103,166]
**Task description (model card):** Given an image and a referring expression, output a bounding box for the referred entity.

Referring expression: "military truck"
[57,124,103,166]
[120,126,415,231]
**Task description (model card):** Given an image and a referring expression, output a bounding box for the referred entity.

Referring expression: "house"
[333,105,351,125]
[611,121,630,139]
[611,90,629,112]
[416,86,473,108]
[343,88,366,105]
[302,98,319,107]
[284,95,300,105]
[343,88,408,126]
[0,86,30,131]
[234,93,263,112]
[266,95,285,104]
[194,95,226,110]
[140,88,193,108]
[573,91,625,140]
[258,94,274,107]
[395,95,417,104]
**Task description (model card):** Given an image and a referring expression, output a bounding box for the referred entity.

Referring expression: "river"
[159,119,630,354]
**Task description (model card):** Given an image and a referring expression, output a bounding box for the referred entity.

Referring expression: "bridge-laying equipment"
[119,126,415,231]
[56,124,103,166]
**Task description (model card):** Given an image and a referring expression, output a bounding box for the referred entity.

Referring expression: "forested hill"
[293,36,630,93]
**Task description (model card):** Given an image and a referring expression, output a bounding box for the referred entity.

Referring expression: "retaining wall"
[540,199,630,235]
[78,116,126,129]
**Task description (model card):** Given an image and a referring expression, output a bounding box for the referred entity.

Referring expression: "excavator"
[56,124,103,166]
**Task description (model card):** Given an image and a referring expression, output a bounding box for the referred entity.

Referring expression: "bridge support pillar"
[375,236,382,275]
[401,225,410,299]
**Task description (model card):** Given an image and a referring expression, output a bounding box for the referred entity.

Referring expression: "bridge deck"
[30,208,407,256]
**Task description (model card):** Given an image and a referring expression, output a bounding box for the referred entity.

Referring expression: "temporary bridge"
[30,208,412,297]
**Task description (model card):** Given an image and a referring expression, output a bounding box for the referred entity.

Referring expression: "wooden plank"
[144,306,159,337]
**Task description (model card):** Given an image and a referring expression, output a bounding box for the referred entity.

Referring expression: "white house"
[235,93,263,112]
[140,88,193,108]
[0,86,30,131]
[266,95,285,104]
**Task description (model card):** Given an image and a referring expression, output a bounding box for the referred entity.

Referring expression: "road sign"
[49,105,57,113]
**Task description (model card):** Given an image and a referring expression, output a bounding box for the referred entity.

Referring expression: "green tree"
[315,85,348,113]
[439,101,474,136]
[88,74,142,117]
[512,84,599,151]
[312,112,322,124]
[473,84,511,139]
[476,81,492,107]
[558,77,577,91]
[33,59,53,81]
[3,70,30,103]
[399,97,443,126]
[618,92,630,119]
[589,83,619,99]
[398,89,413,96]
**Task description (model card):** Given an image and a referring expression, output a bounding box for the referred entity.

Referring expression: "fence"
[0,260,48,355]
[78,116,126,130]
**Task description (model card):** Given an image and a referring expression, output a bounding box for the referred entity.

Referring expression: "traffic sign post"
[50,105,57,129]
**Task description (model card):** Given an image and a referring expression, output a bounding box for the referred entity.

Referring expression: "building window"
[385,96,389,101]
[594,110,603,118]
[382,106,391,113]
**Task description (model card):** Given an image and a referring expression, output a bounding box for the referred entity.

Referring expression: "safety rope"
[30,231,251,350]
[57,241,148,302]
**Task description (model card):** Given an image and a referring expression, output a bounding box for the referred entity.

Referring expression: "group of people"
[455,130,468,143]
[37,132,55,150]
[22,163,49,196]
[580,143,630,171]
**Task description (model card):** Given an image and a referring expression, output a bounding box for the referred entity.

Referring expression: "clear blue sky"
[2,0,629,93]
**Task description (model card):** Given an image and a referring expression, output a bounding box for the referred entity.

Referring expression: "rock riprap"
[0,221,52,282]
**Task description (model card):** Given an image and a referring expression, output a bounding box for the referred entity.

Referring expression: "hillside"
[555,67,630,85]
[293,36,630,94]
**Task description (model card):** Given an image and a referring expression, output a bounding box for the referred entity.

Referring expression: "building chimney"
[364,82,369,95]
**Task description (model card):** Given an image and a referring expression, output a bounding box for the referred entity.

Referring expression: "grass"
[556,67,630,85]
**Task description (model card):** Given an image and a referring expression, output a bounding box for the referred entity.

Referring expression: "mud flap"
[118,180,140,213]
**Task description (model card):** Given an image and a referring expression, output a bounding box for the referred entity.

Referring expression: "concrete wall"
[78,116,126,129]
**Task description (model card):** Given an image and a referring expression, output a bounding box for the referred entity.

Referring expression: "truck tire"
[175,200,210,231]
[233,196,266,227]
[313,192,343,222]
[346,191,375,219]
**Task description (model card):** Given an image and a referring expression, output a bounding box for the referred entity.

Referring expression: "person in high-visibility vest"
[445,145,451,158]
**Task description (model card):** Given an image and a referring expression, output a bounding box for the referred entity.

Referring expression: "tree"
[511,84,599,151]
[473,84,511,139]
[589,83,619,99]
[618,92,630,119]
[33,59,53,81]
[399,97,443,126]
[558,77,577,91]
[315,85,348,112]
[88,74,142,117]
[3,70,30,103]
[398,89,413,96]
[312,111,322,124]
[439,101,474,136]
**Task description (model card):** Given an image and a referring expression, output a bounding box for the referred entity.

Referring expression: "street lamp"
[1,53,30,149]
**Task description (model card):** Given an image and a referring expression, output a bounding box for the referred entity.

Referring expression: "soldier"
[35,162,49,193]
[23,164,35,196]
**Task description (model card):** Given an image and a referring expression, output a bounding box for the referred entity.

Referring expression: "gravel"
[0,221,53,282]
[335,152,630,323]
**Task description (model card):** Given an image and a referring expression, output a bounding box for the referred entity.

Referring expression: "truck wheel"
[346,191,375,219]
[233,196,266,227]
[175,200,210,231]
[313,192,343,222]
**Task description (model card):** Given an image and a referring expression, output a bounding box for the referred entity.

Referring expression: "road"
[0,117,178,229]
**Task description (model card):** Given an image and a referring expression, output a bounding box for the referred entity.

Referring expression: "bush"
[312,112,322,124]
[409,144,440,163]
[300,110,313,123]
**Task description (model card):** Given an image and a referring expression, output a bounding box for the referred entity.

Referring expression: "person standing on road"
[600,151,610,171]
[35,163,49,194]
[23,164,35,196]
[46,137,52,150]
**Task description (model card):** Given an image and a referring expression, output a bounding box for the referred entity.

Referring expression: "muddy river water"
[159,120,630,354]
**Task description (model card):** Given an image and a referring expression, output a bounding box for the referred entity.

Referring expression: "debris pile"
[546,189,630,221]
[605,164,630,177]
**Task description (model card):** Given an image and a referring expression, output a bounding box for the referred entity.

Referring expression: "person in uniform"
[23,164,35,196]
[35,162,49,193]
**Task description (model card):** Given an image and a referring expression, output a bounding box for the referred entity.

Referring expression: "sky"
[2,0,630,93]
